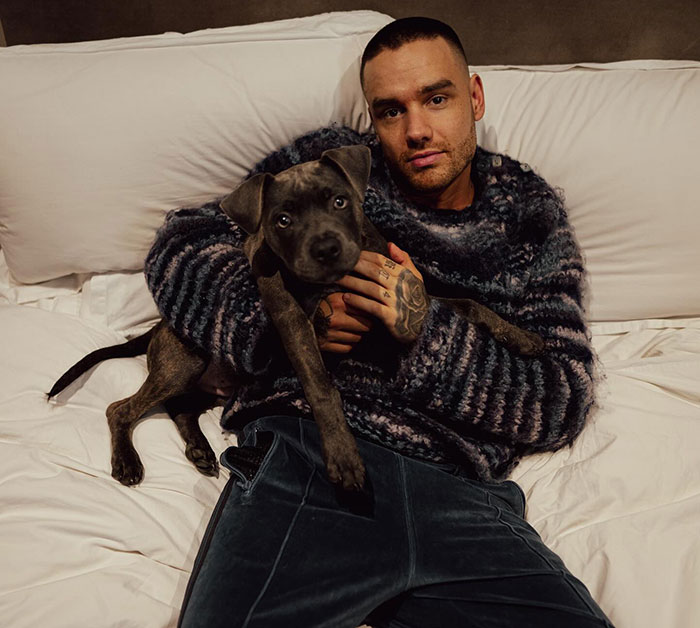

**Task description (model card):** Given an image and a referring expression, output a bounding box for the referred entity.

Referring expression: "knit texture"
[144,126,597,481]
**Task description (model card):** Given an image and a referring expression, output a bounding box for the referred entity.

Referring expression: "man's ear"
[219,173,271,234]
[320,145,372,202]
[469,73,486,122]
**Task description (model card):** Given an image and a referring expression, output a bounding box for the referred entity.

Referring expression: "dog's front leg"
[257,272,366,491]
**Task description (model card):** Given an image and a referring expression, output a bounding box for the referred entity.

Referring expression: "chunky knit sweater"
[144,126,596,482]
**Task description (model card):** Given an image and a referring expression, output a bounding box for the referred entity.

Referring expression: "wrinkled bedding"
[1,251,699,628]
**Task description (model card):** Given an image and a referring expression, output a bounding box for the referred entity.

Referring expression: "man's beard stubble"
[390,133,476,197]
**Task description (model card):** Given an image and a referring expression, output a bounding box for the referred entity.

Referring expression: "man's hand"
[314,292,375,354]
[335,242,429,344]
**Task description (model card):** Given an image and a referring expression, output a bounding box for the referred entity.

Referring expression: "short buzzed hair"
[360,17,469,84]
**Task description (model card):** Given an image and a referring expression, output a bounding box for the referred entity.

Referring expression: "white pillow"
[3,27,697,324]
[474,61,700,322]
[0,11,393,283]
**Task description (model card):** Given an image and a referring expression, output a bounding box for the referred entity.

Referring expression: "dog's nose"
[310,236,341,263]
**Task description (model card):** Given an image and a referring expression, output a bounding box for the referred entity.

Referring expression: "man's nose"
[405,108,433,146]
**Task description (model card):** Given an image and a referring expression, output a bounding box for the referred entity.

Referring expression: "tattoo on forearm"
[394,269,429,342]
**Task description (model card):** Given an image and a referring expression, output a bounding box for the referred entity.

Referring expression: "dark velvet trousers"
[179,415,614,628]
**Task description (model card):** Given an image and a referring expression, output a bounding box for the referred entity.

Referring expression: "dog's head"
[220,145,371,284]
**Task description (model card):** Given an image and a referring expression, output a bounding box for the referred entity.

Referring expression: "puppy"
[49,145,543,490]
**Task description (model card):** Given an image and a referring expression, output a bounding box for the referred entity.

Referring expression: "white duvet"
[1,253,699,628]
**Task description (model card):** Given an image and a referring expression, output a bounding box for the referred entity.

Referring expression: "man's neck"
[401,163,475,211]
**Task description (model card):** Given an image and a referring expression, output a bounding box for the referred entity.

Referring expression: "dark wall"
[1,0,698,64]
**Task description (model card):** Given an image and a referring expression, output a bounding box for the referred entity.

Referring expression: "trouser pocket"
[220,430,275,488]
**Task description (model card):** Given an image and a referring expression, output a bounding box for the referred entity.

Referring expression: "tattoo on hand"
[384,259,397,270]
[379,269,390,280]
[313,297,333,339]
[394,269,429,342]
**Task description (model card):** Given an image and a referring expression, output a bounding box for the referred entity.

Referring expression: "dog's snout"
[311,235,342,263]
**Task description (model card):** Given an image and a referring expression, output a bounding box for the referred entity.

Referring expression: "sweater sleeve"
[392,206,597,455]
[144,203,277,375]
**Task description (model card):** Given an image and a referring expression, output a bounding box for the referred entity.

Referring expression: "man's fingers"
[342,292,389,321]
[336,274,389,302]
[387,242,408,264]
[316,290,376,355]
[319,342,354,354]
[320,292,374,324]
[351,258,396,286]
[321,300,373,332]
[349,248,423,287]
[326,330,363,344]
[388,242,423,281]
[329,315,373,333]
[345,309,374,328]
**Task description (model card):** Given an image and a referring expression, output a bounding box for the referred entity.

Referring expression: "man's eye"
[276,214,292,229]
[333,196,348,209]
[431,95,447,105]
[383,108,400,119]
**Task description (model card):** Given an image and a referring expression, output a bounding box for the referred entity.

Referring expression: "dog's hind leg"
[437,297,544,356]
[163,392,219,477]
[106,326,207,485]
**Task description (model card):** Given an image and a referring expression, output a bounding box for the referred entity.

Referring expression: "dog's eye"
[333,196,348,209]
[276,214,292,229]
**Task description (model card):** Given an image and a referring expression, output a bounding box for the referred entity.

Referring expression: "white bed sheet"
[0,302,233,628]
[1,260,699,628]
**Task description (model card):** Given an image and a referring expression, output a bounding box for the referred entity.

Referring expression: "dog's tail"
[47,324,159,399]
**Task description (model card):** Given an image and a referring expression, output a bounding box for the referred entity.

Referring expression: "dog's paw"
[496,326,545,356]
[111,450,144,486]
[186,444,219,478]
[324,439,366,492]
[518,329,545,356]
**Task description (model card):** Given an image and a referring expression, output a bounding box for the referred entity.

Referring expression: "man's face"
[362,37,485,200]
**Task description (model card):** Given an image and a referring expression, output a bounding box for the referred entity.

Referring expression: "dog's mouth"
[291,241,360,285]
[294,259,357,285]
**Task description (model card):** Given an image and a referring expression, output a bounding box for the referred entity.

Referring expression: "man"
[146,17,613,628]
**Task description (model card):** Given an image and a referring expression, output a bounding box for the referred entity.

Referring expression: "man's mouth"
[407,151,444,168]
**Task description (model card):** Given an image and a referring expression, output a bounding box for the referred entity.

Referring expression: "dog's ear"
[320,145,371,202]
[219,173,271,234]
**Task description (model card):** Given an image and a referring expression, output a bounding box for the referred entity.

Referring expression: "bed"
[1,4,699,627]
